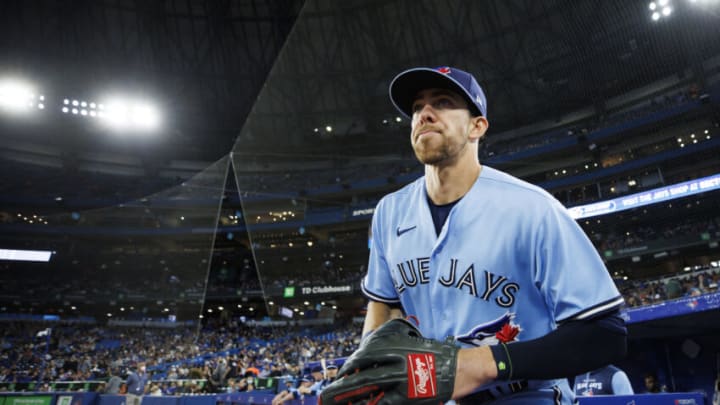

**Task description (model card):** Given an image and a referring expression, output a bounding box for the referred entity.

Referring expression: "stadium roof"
[2,0,719,162]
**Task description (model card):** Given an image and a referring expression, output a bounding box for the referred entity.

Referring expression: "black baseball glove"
[319,318,459,405]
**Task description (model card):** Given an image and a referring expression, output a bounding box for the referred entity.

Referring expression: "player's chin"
[415,151,447,166]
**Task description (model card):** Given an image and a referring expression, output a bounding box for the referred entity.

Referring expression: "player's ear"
[468,115,488,142]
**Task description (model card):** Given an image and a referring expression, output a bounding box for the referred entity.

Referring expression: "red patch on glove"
[407,353,437,398]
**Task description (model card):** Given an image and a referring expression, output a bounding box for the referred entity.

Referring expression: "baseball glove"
[319,318,459,405]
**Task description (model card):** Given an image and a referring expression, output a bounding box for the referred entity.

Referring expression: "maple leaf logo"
[457,312,521,346]
[495,323,520,343]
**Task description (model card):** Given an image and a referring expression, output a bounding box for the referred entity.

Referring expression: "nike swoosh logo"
[396,225,417,237]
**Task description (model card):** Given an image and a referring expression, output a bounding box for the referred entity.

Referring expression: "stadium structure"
[1,0,720,402]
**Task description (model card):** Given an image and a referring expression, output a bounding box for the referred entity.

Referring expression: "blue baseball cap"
[389,66,487,119]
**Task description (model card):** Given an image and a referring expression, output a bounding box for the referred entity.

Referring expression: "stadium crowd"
[1,262,718,391]
[590,215,720,253]
[618,266,720,308]
[0,318,359,394]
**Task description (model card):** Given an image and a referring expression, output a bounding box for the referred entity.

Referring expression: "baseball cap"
[300,374,313,382]
[326,361,338,370]
[389,66,487,119]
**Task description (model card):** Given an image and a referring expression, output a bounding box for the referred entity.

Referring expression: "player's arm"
[362,300,403,339]
[611,369,634,395]
[452,310,627,399]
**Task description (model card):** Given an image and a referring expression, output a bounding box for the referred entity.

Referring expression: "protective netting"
[0,156,228,324]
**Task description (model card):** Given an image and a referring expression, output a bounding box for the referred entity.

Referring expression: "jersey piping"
[557,295,625,324]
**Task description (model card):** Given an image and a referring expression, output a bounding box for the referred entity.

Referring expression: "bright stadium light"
[100,96,162,132]
[650,0,674,20]
[63,96,105,119]
[0,79,43,114]
[0,249,52,262]
[62,94,162,131]
[104,99,129,125]
[131,103,160,130]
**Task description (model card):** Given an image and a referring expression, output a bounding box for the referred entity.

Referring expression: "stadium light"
[0,249,52,262]
[63,94,162,132]
[101,97,162,131]
[0,78,44,114]
[649,0,674,20]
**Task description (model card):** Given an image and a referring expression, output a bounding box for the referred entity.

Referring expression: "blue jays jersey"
[574,365,634,396]
[361,166,624,404]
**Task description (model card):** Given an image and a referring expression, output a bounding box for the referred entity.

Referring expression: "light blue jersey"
[361,166,624,404]
[574,365,634,396]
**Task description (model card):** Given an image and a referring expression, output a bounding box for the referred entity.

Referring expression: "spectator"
[665,278,683,299]
[206,358,230,393]
[148,383,163,396]
[272,375,315,405]
[643,372,668,393]
[104,368,123,394]
[125,362,149,405]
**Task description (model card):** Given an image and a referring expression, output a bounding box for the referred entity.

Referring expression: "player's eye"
[411,102,425,113]
[434,97,454,108]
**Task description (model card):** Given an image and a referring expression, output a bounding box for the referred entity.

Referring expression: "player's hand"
[319,318,459,405]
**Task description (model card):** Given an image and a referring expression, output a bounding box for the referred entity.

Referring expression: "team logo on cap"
[437,67,451,74]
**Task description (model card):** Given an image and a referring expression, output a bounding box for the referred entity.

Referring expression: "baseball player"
[321,67,627,405]
[573,365,634,396]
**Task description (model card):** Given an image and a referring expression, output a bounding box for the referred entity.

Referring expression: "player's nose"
[415,103,438,125]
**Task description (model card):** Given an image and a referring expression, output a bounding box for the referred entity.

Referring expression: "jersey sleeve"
[611,370,635,395]
[360,199,401,304]
[535,200,624,324]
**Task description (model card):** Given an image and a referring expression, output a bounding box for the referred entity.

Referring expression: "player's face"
[410,88,477,166]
